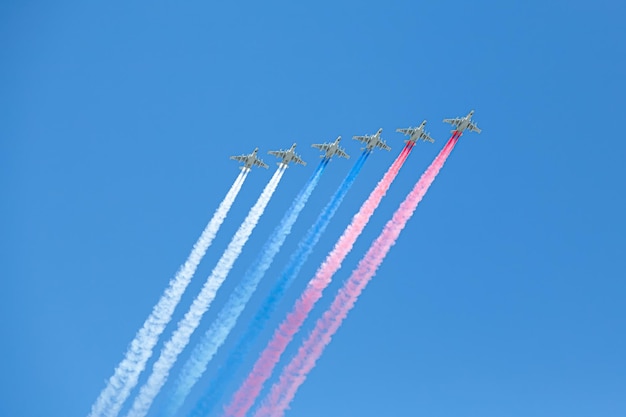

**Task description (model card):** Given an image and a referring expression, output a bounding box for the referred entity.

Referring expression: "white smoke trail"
[88,169,249,417]
[162,161,327,417]
[125,165,287,417]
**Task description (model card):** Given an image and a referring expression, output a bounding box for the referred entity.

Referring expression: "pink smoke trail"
[255,134,460,416]
[223,143,415,417]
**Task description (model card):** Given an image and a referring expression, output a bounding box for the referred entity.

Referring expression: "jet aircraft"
[268,143,306,167]
[230,147,269,169]
[353,128,391,151]
[443,110,481,134]
[311,136,350,159]
[396,120,435,144]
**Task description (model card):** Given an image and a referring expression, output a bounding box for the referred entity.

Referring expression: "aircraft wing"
[469,123,482,133]
[379,141,391,151]
[254,158,269,168]
[422,132,435,143]
[311,143,330,151]
[352,135,370,144]
[230,154,247,162]
[442,118,461,127]
[268,150,286,158]
[396,128,411,135]
[336,148,350,159]
[293,155,306,166]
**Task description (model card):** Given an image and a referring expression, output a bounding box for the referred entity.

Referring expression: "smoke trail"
[160,160,329,417]
[88,169,249,417]
[256,134,460,416]
[224,143,415,417]
[190,151,370,417]
[124,165,287,417]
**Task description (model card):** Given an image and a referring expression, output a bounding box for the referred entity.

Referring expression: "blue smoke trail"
[190,151,370,417]
[160,159,329,417]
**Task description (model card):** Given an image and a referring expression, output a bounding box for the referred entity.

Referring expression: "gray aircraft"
[268,143,306,167]
[443,110,481,134]
[311,136,350,159]
[353,128,391,151]
[230,147,269,169]
[396,120,435,144]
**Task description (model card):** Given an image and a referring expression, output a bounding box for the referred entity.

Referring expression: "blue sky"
[1,1,625,416]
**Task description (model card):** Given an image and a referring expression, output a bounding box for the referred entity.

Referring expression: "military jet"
[443,110,481,134]
[396,120,435,144]
[230,147,269,169]
[268,143,306,167]
[312,136,350,159]
[353,128,391,151]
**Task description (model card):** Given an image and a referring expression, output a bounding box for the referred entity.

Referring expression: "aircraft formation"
[230,110,479,169]
[88,110,481,417]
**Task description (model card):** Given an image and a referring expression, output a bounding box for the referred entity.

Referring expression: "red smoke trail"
[255,134,460,416]
[223,143,415,417]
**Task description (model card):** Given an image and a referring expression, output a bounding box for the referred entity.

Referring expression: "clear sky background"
[2,1,625,416]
